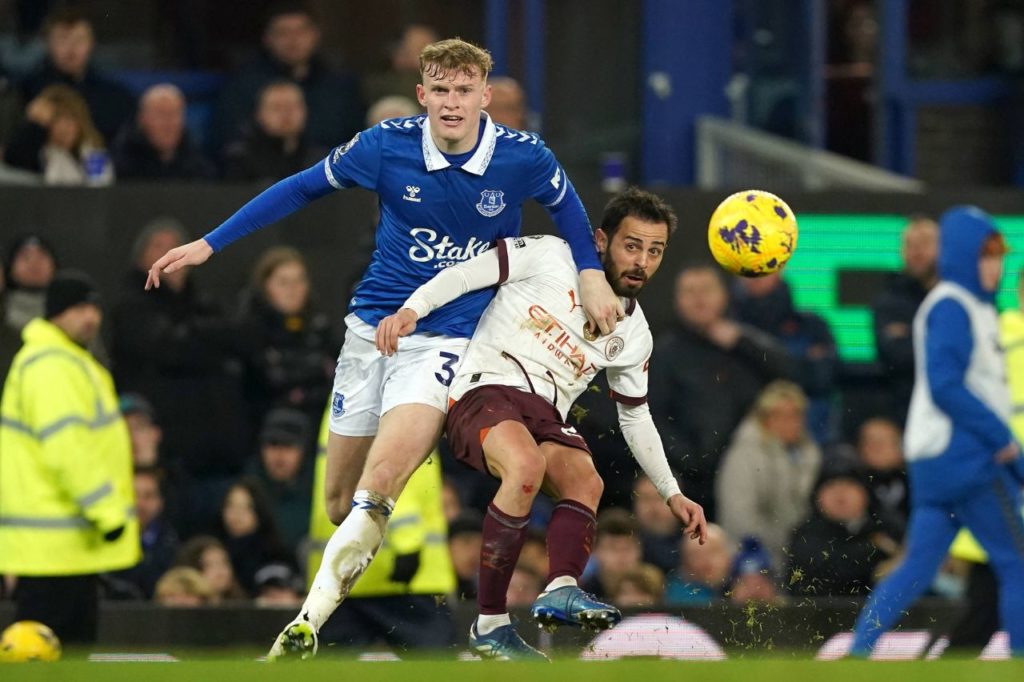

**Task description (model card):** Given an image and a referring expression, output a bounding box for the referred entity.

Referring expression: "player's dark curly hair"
[600,187,678,241]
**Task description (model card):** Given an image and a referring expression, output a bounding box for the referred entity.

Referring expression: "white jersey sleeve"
[617,402,683,501]
[403,236,568,319]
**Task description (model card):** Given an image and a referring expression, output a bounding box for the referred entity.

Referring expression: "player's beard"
[602,250,646,298]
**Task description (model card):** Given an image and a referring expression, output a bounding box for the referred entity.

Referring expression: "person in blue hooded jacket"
[850,205,1024,658]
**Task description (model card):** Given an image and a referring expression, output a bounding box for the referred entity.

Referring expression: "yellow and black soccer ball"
[708,190,798,277]
[0,621,62,662]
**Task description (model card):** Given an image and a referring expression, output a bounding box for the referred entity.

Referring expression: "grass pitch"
[2,656,1023,682]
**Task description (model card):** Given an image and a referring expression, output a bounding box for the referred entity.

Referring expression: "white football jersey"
[446,235,652,419]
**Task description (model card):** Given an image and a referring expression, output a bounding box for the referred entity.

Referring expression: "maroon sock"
[478,503,530,615]
[546,499,597,583]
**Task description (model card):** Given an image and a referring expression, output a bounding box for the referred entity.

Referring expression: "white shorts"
[328,314,469,437]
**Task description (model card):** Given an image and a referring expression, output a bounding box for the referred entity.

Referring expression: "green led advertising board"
[782,214,1024,362]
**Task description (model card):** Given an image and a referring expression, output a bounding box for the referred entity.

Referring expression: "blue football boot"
[468,622,549,661]
[530,585,621,632]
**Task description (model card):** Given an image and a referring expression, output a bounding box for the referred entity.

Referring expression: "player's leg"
[300,404,443,629]
[956,472,1024,657]
[322,328,387,525]
[445,386,549,660]
[530,442,619,631]
[850,502,959,655]
[323,432,373,525]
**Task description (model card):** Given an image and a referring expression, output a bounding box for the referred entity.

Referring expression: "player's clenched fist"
[375,308,418,356]
[145,238,214,290]
[668,494,708,545]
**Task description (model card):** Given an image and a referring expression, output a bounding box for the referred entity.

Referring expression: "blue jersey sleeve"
[926,299,1013,453]
[323,125,383,191]
[204,163,335,252]
[528,142,601,272]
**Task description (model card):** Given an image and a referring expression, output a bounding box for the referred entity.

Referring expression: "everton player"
[377,188,707,659]
[145,38,622,659]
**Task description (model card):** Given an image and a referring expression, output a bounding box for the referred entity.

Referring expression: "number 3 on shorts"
[435,351,460,387]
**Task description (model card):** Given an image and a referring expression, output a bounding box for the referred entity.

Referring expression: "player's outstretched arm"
[145,238,213,290]
[375,308,418,356]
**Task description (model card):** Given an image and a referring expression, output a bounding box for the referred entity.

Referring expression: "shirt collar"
[421,111,497,176]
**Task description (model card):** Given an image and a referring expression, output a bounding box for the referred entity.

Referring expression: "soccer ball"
[707,190,798,277]
[0,621,61,662]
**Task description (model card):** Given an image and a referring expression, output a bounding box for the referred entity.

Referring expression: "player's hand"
[995,441,1021,464]
[667,493,707,545]
[375,308,418,356]
[579,268,624,337]
[145,238,213,290]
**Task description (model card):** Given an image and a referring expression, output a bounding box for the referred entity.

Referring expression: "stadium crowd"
[0,2,1002,650]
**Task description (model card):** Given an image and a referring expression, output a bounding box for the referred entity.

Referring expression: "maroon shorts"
[445,384,592,475]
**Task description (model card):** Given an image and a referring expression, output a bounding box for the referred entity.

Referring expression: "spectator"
[0,264,20,387]
[665,523,735,605]
[238,246,335,433]
[112,217,251,533]
[486,76,527,130]
[216,3,363,150]
[111,466,180,599]
[857,416,909,539]
[787,459,890,597]
[4,84,113,185]
[4,233,56,331]
[581,509,643,599]
[253,562,305,607]
[0,272,139,643]
[223,80,323,182]
[448,511,483,601]
[871,215,940,421]
[649,265,796,519]
[632,475,680,574]
[20,7,134,143]
[506,564,544,609]
[728,537,779,605]
[218,478,292,593]
[246,408,314,554]
[366,95,419,127]
[154,567,214,607]
[732,273,838,442]
[119,393,163,468]
[608,564,665,609]
[362,23,439,106]
[175,535,247,602]
[716,381,822,568]
[113,84,215,181]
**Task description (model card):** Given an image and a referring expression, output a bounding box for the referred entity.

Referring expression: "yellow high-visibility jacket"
[0,319,139,575]
[307,407,454,596]
[950,309,1024,563]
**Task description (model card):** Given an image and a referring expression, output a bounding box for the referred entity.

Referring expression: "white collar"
[421,111,497,176]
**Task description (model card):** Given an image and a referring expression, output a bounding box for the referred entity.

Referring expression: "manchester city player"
[145,38,621,659]
[377,189,707,659]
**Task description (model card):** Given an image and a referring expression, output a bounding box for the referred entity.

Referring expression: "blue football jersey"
[322,112,582,338]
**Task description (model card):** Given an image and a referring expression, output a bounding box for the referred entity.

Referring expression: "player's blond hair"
[419,38,494,81]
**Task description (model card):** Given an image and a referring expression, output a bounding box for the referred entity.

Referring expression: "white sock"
[476,613,511,635]
[297,490,394,630]
[543,576,577,593]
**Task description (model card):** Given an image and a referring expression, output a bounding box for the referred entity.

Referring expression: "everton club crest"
[476,190,506,217]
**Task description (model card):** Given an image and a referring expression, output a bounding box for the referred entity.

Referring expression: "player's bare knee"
[565,470,603,508]
[509,451,546,493]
